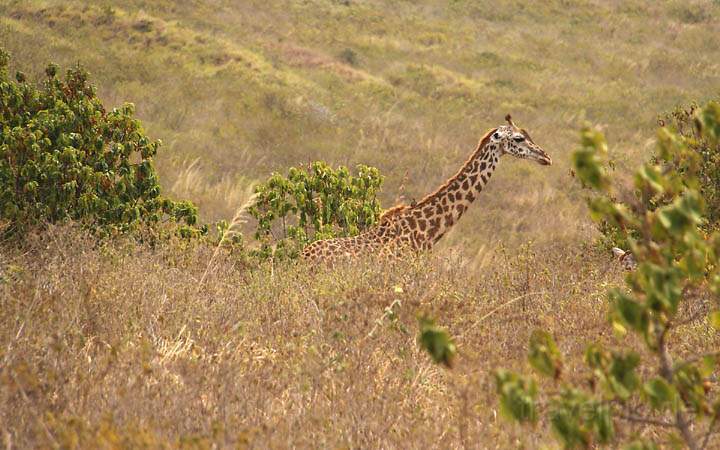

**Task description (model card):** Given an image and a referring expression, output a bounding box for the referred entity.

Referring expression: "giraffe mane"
[376,128,496,221]
[379,204,408,220]
[399,128,496,211]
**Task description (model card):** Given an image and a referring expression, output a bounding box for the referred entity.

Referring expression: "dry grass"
[170,157,256,224]
[1,225,717,448]
[1,1,719,447]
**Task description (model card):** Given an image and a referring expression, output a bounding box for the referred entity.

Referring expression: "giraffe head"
[489,115,552,166]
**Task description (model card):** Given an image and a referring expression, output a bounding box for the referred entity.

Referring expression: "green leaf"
[585,343,608,369]
[709,310,720,330]
[572,149,609,191]
[607,352,640,401]
[528,329,563,379]
[700,355,717,378]
[656,191,704,235]
[417,316,457,368]
[610,290,649,335]
[588,402,614,444]
[611,320,628,338]
[549,389,593,449]
[642,378,678,411]
[494,369,538,423]
[635,164,665,194]
[640,263,683,314]
[673,363,707,412]
[697,101,720,143]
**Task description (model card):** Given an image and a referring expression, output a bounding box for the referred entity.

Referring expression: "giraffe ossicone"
[301,115,552,263]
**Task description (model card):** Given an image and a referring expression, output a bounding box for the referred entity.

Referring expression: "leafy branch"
[494,102,720,449]
[247,161,383,260]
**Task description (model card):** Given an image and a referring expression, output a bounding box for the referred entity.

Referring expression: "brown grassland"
[1,0,720,448]
[1,226,698,448]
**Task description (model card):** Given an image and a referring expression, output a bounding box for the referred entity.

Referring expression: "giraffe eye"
[513,135,525,142]
[492,132,501,139]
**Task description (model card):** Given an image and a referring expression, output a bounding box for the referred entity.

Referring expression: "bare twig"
[657,322,700,450]
[457,291,547,339]
[701,413,719,450]
[615,413,675,428]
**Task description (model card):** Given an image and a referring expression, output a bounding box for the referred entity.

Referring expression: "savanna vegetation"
[1,0,719,448]
[495,103,720,449]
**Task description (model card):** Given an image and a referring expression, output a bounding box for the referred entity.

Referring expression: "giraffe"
[301,115,552,263]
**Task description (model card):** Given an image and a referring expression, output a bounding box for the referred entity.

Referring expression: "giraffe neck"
[405,138,501,249]
[300,138,501,262]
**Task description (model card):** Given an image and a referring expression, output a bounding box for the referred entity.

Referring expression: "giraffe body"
[301,116,552,263]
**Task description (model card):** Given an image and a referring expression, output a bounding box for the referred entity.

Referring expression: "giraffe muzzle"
[538,155,552,166]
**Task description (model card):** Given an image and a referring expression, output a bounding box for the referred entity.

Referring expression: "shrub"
[659,102,720,229]
[248,161,383,259]
[338,48,358,66]
[495,102,720,449]
[0,49,199,238]
[582,100,720,249]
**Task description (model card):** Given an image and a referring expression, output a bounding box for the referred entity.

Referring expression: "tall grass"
[2,225,716,447]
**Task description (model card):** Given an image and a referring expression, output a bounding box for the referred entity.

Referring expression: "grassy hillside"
[2,0,719,255]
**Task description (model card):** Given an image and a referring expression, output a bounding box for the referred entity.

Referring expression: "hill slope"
[2,0,719,254]
[2,2,720,447]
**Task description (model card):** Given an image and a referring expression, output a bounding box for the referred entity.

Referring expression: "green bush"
[495,102,720,449]
[0,49,199,237]
[582,100,720,249]
[658,102,720,229]
[248,161,383,259]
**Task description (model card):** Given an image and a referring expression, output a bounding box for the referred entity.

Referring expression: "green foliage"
[528,329,563,379]
[589,101,720,249]
[572,127,610,191]
[659,102,720,229]
[248,161,383,259]
[494,369,538,423]
[642,377,678,411]
[549,389,614,448]
[417,316,457,368]
[495,102,720,449]
[338,48,359,66]
[585,345,640,401]
[0,49,199,237]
